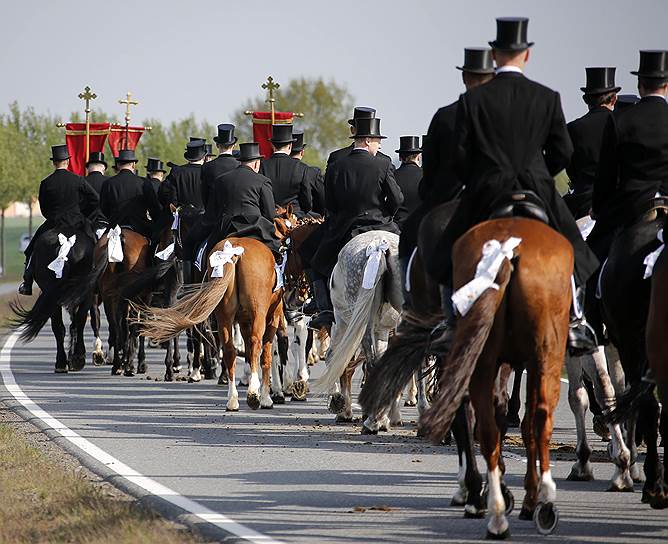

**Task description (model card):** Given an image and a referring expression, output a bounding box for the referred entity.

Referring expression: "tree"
[0,123,24,276]
[232,77,355,169]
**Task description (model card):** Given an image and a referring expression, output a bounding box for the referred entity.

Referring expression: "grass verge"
[0,421,204,544]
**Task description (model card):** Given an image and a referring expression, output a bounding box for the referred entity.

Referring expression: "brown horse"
[419,218,571,539]
[137,237,284,410]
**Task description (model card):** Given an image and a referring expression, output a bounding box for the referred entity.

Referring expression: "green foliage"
[232,77,355,169]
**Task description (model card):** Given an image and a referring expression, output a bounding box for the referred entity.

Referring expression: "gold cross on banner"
[262,76,280,124]
[78,85,97,162]
[119,91,139,125]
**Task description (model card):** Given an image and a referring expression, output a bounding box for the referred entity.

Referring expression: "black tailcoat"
[203,165,279,252]
[159,163,204,210]
[260,153,311,215]
[26,168,100,256]
[326,144,394,170]
[310,149,403,277]
[201,154,238,207]
[564,107,612,219]
[394,162,422,227]
[85,171,109,195]
[306,163,325,216]
[99,169,161,238]
[435,71,598,285]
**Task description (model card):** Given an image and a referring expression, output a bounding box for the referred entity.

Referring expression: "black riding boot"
[308,278,334,331]
[18,256,33,295]
[568,284,598,356]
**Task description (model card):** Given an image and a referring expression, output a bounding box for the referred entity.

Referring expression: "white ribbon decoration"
[47,233,76,279]
[451,237,522,317]
[209,241,244,278]
[95,228,107,240]
[171,210,179,230]
[362,239,390,290]
[155,242,175,261]
[274,251,287,292]
[643,229,664,280]
[576,215,596,241]
[107,225,124,263]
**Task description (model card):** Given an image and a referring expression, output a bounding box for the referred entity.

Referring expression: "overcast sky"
[2,0,667,151]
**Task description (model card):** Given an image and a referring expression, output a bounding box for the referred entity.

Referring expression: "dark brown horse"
[418,218,571,539]
[138,237,284,410]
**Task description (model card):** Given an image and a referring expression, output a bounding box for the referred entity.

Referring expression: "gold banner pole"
[78,86,97,163]
[118,91,139,149]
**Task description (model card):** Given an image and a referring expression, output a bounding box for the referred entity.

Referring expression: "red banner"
[65,123,110,176]
[252,111,293,159]
[107,124,145,157]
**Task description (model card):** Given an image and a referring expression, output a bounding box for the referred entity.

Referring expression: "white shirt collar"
[353,147,370,153]
[645,93,668,101]
[496,65,523,75]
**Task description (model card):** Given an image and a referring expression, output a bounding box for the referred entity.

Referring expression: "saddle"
[631,196,668,225]
[488,190,549,224]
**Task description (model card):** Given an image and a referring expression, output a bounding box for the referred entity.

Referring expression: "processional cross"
[118,91,139,149]
[78,85,97,162]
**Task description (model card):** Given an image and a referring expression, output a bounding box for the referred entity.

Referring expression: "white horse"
[312,231,403,434]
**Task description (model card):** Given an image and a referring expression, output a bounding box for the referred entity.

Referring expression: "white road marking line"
[0,331,281,544]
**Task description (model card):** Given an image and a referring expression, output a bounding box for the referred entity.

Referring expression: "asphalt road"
[1,321,666,544]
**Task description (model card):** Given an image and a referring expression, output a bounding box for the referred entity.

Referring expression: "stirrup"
[18,281,32,296]
[568,318,598,356]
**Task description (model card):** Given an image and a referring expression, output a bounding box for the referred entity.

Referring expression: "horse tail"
[135,262,235,344]
[419,259,513,442]
[312,255,388,393]
[358,313,439,417]
[10,239,107,342]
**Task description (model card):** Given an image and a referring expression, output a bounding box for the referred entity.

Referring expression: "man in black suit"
[85,152,109,195]
[158,140,206,211]
[437,17,599,354]
[144,157,166,195]
[399,48,495,302]
[290,130,325,216]
[591,50,668,261]
[309,117,403,329]
[201,143,280,258]
[259,124,312,216]
[564,68,620,220]
[326,107,394,171]
[19,145,100,295]
[394,136,422,227]
[201,124,238,207]
[99,149,161,241]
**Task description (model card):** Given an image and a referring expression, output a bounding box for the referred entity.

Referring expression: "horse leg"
[519,368,540,520]
[172,335,182,373]
[260,323,277,409]
[69,303,88,371]
[565,353,595,482]
[136,333,147,374]
[241,318,264,410]
[583,348,633,491]
[189,326,203,382]
[291,316,310,401]
[639,393,663,505]
[163,333,174,382]
[51,309,68,373]
[107,299,122,375]
[335,363,355,424]
[416,358,432,417]
[90,300,105,366]
[217,312,239,411]
[405,373,418,407]
[507,368,523,428]
[123,310,138,377]
[270,337,285,404]
[451,398,484,516]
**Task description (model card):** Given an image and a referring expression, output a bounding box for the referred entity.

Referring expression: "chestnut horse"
[137,237,284,411]
[418,218,571,539]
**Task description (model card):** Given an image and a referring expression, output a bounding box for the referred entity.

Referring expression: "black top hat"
[631,50,668,79]
[205,143,215,157]
[86,151,107,168]
[184,140,206,161]
[396,136,422,154]
[145,157,166,173]
[213,123,237,145]
[351,118,386,139]
[291,130,306,153]
[50,144,70,161]
[457,48,495,74]
[116,149,138,163]
[421,134,429,148]
[580,67,621,95]
[348,106,376,126]
[270,124,295,145]
[189,136,206,143]
[237,142,264,162]
[489,17,534,51]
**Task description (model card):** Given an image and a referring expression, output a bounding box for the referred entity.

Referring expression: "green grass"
[1,216,44,281]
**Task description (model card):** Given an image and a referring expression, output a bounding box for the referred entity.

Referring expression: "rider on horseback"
[434,18,600,355]
[290,130,325,217]
[19,144,100,296]
[306,116,404,330]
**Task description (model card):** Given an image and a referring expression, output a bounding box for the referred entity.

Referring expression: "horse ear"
[287,203,294,217]
[169,203,177,214]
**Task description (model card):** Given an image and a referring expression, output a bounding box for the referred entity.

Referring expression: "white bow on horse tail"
[107,225,123,263]
[313,238,392,393]
[47,233,76,279]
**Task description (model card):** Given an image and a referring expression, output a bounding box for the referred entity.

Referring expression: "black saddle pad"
[488,190,549,224]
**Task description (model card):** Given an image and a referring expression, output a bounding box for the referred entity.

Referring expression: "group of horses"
[9,193,668,540]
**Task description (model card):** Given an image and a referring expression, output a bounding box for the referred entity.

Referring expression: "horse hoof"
[360,425,378,435]
[218,375,228,386]
[485,529,510,540]
[204,371,216,380]
[416,427,426,438]
[54,367,68,374]
[335,415,353,424]
[247,394,260,410]
[391,419,404,428]
[111,367,122,376]
[404,400,417,407]
[534,502,559,535]
[137,366,146,375]
[567,467,595,482]
[291,380,308,401]
[607,482,634,492]
[328,393,346,414]
[164,373,174,382]
[518,506,533,521]
[464,504,486,519]
[123,370,135,377]
[450,495,466,507]
[92,352,106,367]
[650,492,668,509]
[261,402,274,410]
[271,394,285,405]
[226,406,239,412]
[507,416,521,428]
